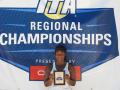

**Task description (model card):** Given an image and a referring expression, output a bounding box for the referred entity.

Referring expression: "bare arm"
[44,63,53,87]
[66,63,76,86]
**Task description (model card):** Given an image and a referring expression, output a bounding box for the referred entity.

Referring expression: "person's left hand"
[65,74,70,81]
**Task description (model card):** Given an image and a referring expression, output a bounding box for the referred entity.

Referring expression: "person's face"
[55,50,65,65]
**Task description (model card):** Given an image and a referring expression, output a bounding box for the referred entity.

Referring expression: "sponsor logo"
[30,66,46,80]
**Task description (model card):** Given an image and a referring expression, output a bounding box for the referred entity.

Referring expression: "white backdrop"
[0,0,120,90]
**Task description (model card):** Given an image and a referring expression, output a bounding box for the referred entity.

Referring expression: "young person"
[44,44,76,90]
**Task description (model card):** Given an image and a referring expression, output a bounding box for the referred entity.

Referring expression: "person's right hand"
[45,74,54,86]
[48,74,54,85]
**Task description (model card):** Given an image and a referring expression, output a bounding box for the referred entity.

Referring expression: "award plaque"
[54,71,65,85]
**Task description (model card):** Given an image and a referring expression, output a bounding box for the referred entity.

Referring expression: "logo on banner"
[37,0,76,19]
[30,66,46,80]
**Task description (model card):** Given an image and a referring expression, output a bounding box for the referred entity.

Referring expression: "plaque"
[54,71,65,85]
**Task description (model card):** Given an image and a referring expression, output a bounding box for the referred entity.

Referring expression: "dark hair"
[55,44,67,62]
[55,44,66,53]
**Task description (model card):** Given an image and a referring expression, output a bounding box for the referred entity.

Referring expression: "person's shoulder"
[47,63,53,70]
[68,62,74,66]
[68,62,74,70]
